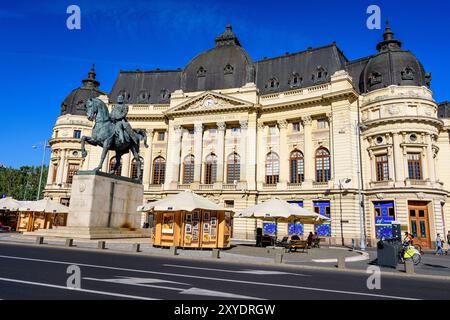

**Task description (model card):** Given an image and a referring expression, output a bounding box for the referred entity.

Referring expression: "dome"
[362,22,431,93]
[182,25,254,93]
[60,65,106,116]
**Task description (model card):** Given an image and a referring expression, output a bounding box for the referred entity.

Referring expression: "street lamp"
[32,140,50,201]
[338,178,351,246]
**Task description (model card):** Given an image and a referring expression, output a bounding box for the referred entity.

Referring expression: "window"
[227,153,240,184]
[157,131,165,141]
[130,157,144,179]
[73,130,81,139]
[224,64,234,75]
[265,77,279,90]
[197,66,207,77]
[265,152,280,185]
[109,157,122,176]
[152,156,166,185]
[375,154,389,181]
[231,127,240,134]
[183,155,195,184]
[204,154,218,184]
[317,119,328,129]
[292,122,301,132]
[407,153,422,180]
[224,200,234,208]
[209,128,217,135]
[51,165,57,184]
[66,164,79,185]
[315,148,331,182]
[160,89,170,100]
[290,150,304,183]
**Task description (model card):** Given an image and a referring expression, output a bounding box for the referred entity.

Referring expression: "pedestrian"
[447,230,450,246]
[307,232,313,248]
[436,234,444,256]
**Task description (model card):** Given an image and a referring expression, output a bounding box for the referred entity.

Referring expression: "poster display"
[162,213,174,234]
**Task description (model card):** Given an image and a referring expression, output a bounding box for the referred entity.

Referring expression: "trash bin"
[377,238,401,268]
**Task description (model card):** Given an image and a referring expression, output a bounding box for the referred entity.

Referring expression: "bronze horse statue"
[81,97,148,180]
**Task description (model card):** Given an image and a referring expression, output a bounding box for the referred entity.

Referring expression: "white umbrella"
[18,199,69,213]
[0,197,27,211]
[138,190,226,212]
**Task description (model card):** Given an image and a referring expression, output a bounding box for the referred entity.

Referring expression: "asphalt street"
[0,242,449,300]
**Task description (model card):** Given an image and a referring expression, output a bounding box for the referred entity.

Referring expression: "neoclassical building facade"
[44,23,450,248]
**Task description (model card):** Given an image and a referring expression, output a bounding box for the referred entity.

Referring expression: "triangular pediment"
[165,91,253,116]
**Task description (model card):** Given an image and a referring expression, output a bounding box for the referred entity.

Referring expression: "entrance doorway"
[408,201,431,249]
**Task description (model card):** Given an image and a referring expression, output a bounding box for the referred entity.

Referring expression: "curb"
[1,239,450,282]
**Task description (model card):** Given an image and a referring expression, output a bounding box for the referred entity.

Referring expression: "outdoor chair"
[312,238,321,248]
[286,239,309,253]
[275,236,289,248]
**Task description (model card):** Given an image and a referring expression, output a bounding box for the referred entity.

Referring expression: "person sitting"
[312,232,320,248]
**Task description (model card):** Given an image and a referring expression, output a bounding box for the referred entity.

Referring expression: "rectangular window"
[317,119,328,129]
[73,130,81,139]
[375,154,389,181]
[66,164,79,185]
[231,127,240,134]
[157,132,165,141]
[407,153,422,180]
[292,122,301,132]
[224,200,234,208]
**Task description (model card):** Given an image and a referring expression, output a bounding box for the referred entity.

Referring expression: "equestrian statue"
[80,95,148,181]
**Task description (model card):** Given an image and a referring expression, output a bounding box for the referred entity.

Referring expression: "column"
[239,120,248,182]
[278,119,288,185]
[302,116,314,186]
[46,161,55,185]
[56,149,66,184]
[121,153,131,177]
[193,122,204,183]
[426,134,436,183]
[142,128,154,186]
[246,113,257,190]
[165,125,182,189]
[392,132,405,184]
[256,123,266,187]
[216,122,226,183]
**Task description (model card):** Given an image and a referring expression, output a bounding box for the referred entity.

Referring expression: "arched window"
[290,150,304,183]
[227,153,240,184]
[265,152,280,185]
[183,155,195,184]
[288,73,302,88]
[152,156,166,185]
[265,77,279,90]
[197,66,207,77]
[109,157,122,176]
[204,154,218,184]
[130,157,144,179]
[315,148,331,182]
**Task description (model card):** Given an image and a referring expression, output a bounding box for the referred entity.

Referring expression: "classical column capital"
[173,125,182,134]
[239,120,249,129]
[302,116,313,125]
[146,128,155,136]
[326,112,333,123]
[217,122,226,131]
[257,122,265,130]
[277,119,288,129]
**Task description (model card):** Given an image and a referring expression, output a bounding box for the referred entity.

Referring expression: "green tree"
[0,165,48,200]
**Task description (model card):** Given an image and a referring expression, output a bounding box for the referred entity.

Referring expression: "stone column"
[392,132,405,184]
[46,161,55,185]
[216,122,226,183]
[121,153,131,177]
[246,113,258,190]
[256,123,266,187]
[426,134,436,183]
[165,125,182,189]
[56,149,66,184]
[239,120,248,182]
[142,129,154,187]
[193,122,204,183]
[302,116,314,186]
[278,119,289,185]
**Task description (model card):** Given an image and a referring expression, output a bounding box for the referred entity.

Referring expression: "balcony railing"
[312,181,329,188]
[177,184,191,190]
[287,183,302,190]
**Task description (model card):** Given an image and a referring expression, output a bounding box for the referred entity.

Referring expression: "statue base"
[27,171,149,239]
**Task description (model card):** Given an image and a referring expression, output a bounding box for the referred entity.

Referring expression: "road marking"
[0,254,420,300]
[180,287,263,299]
[163,264,309,276]
[0,277,157,300]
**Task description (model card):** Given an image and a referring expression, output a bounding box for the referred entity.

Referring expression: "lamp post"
[32,140,50,201]
[338,178,351,246]
[354,122,368,251]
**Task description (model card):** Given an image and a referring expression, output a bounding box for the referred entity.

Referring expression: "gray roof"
[438,101,450,119]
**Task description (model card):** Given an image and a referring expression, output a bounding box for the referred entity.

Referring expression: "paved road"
[0,243,449,300]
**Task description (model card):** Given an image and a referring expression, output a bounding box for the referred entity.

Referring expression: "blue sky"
[1,0,449,168]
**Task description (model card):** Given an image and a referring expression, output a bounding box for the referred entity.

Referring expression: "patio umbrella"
[0,197,26,211]
[236,198,329,239]
[138,190,226,212]
[18,199,69,213]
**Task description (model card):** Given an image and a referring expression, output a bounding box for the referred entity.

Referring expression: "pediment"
[165,91,253,116]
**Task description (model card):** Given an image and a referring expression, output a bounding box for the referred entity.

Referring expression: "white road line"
[163,264,310,276]
[0,254,419,300]
[0,277,157,300]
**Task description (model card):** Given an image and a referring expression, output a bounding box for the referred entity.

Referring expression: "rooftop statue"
[81,96,148,181]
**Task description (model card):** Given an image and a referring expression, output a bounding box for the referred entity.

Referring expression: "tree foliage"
[0,166,48,201]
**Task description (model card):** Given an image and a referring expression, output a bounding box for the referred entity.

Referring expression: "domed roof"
[182,25,253,93]
[60,65,106,116]
[362,22,431,93]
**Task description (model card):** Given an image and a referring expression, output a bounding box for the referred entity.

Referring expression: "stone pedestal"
[27,171,150,239]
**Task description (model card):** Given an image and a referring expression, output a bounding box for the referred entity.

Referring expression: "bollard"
[35,236,44,245]
[65,238,74,247]
[274,253,283,264]
[405,261,415,274]
[170,245,178,255]
[212,248,220,259]
[97,241,106,250]
[337,256,346,269]
[132,243,141,252]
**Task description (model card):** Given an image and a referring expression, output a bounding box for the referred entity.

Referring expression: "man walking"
[436,234,444,256]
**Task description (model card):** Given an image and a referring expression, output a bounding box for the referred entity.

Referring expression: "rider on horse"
[110,95,138,145]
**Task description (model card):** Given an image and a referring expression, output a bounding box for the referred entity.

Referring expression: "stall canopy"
[18,199,69,213]
[0,197,29,211]
[138,190,226,212]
